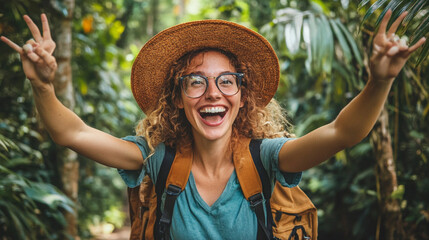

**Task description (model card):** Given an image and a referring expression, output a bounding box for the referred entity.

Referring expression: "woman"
[1,10,425,239]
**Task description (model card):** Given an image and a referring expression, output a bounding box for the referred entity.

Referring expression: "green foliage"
[358,3,429,237]
[0,169,74,240]
[0,2,75,239]
[255,0,429,239]
[1,0,428,239]
[0,123,74,239]
[359,0,429,65]
[72,0,142,237]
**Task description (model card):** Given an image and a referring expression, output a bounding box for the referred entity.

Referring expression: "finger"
[387,46,399,56]
[41,14,52,40]
[23,39,39,54]
[408,37,426,53]
[378,9,392,35]
[34,46,57,68]
[0,36,23,54]
[23,15,43,42]
[388,11,408,36]
[26,50,41,62]
[26,39,39,47]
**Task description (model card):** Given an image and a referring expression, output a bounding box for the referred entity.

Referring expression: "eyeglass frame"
[179,72,245,98]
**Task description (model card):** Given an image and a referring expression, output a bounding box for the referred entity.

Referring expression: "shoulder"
[122,135,166,159]
[260,137,293,157]
[119,136,167,187]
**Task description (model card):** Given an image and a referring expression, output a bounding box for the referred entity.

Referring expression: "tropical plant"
[359,0,429,66]
[0,130,75,239]
[358,0,429,239]
[253,0,428,239]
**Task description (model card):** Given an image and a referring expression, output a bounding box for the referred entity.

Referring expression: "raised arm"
[1,14,143,170]
[278,10,426,172]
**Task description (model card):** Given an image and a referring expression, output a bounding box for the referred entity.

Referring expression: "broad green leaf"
[320,15,334,74]
[330,19,352,65]
[391,184,405,200]
[336,19,363,66]
[302,18,312,74]
[284,15,303,54]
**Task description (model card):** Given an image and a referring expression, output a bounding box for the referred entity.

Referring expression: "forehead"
[186,50,236,73]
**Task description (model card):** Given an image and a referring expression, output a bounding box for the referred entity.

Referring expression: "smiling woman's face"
[178,50,244,143]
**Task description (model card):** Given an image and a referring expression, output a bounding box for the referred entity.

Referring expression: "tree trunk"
[147,0,159,36]
[370,105,404,240]
[50,0,78,238]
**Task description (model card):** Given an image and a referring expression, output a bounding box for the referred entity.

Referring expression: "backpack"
[127,138,317,240]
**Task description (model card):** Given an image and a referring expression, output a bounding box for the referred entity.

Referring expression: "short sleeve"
[260,138,302,188]
[117,136,165,188]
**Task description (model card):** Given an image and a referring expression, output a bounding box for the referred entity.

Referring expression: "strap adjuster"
[249,193,264,208]
[166,184,181,196]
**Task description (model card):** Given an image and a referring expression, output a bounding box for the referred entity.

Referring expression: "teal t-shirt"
[118,136,302,240]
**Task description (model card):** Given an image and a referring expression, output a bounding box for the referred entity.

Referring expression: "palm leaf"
[416,38,429,66]
[361,0,389,23]
[358,0,371,10]
[274,8,362,79]
[336,18,364,66]
[330,19,352,65]
[359,0,429,66]
[411,15,429,45]
[320,14,334,74]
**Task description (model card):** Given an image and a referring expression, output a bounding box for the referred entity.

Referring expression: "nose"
[204,77,221,100]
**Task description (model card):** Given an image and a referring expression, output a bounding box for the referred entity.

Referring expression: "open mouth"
[199,106,227,123]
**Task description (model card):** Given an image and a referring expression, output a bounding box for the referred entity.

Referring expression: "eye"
[187,76,205,87]
[218,75,235,86]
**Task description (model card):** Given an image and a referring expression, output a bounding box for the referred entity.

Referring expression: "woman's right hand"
[1,14,57,89]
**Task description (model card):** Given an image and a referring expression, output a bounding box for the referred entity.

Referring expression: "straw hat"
[131,19,279,114]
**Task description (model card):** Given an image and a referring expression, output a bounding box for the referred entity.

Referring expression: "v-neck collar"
[188,170,237,213]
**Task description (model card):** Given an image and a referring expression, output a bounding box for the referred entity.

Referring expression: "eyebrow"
[189,71,234,76]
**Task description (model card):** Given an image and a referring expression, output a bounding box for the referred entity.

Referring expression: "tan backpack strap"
[234,138,273,239]
[165,144,193,190]
[233,137,263,199]
[157,144,193,239]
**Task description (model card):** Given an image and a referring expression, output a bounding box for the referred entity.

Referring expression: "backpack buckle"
[249,193,264,208]
[166,184,182,196]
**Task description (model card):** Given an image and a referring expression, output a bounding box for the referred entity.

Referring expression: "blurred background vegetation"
[0,0,428,239]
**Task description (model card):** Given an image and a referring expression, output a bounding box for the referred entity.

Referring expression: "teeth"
[199,107,226,113]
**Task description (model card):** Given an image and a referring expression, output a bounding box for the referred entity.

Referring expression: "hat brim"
[131,20,279,114]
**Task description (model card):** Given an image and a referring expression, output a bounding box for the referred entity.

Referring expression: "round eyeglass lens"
[182,75,207,98]
[217,74,239,95]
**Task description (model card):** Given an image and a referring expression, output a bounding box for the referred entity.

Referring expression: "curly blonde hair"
[135,48,294,156]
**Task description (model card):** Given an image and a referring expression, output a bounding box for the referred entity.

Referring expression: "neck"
[192,133,233,177]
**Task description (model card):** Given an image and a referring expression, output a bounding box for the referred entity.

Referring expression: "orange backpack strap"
[165,145,193,190]
[233,137,273,239]
[156,144,193,239]
[233,137,263,198]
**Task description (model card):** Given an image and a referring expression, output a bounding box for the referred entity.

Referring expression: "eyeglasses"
[179,72,244,98]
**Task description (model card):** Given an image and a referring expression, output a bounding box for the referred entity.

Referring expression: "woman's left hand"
[370,9,426,81]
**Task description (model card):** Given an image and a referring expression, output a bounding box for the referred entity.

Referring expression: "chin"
[194,126,232,142]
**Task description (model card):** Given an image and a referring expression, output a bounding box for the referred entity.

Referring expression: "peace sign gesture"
[1,14,57,88]
[370,10,426,81]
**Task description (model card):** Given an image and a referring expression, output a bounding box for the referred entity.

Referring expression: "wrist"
[368,75,395,84]
[31,81,55,96]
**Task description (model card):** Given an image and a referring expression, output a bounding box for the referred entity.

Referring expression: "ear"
[240,91,246,108]
[177,97,184,109]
